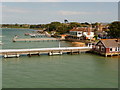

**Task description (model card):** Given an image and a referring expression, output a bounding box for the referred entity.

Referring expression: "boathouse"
[92,39,120,56]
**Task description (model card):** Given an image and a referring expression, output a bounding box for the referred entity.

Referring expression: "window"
[75,32,77,35]
[101,47,104,51]
[118,47,120,51]
[115,47,118,51]
[96,46,99,50]
[78,33,82,35]
[110,48,112,52]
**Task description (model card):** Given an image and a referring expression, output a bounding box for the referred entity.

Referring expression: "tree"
[48,22,61,31]
[108,21,120,38]
[30,25,36,28]
[69,22,81,28]
[64,19,68,23]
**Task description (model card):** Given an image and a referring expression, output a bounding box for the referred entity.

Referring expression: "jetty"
[0,46,92,58]
[13,38,61,42]
[24,33,46,37]
[24,31,51,37]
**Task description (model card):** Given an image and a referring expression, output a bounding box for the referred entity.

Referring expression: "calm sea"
[1,28,118,88]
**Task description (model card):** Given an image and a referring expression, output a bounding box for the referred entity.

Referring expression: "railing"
[0,47,92,53]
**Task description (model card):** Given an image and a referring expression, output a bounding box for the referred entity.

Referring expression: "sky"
[1,2,118,24]
[1,0,120,2]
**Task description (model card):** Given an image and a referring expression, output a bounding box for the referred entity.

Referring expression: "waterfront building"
[92,39,120,57]
[67,26,94,40]
[69,27,86,39]
[83,27,94,39]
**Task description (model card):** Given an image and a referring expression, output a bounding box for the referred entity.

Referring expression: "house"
[92,39,120,57]
[83,27,94,39]
[69,27,94,40]
[69,27,86,38]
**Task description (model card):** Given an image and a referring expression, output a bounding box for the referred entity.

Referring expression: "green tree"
[48,22,61,31]
[64,19,68,23]
[69,22,81,28]
[30,25,36,28]
[108,21,120,38]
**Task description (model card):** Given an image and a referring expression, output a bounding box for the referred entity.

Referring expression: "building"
[83,27,94,39]
[69,27,94,40]
[58,34,68,40]
[70,27,86,39]
[92,39,120,57]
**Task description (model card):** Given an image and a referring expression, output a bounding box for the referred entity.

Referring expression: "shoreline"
[1,27,43,30]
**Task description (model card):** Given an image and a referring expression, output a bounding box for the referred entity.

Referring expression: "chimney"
[87,26,91,35]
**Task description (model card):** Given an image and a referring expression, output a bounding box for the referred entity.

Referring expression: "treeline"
[2,24,30,28]
[2,22,103,34]
[2,21,120,38]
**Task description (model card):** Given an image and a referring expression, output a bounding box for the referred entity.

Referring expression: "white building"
[83,32,94,39]
[69,27,94,40]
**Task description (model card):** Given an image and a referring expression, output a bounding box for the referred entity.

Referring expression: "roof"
[99,39,120,48]
[70,27,87,32]
[59,34,68,36]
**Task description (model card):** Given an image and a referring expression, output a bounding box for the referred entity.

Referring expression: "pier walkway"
[13,38,61,42]
[0,47,92,58]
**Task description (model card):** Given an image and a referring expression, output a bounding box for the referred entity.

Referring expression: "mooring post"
[71,50,73,55]
[105,54,107,57]
[28,52,31,57]
[38,52,40,56]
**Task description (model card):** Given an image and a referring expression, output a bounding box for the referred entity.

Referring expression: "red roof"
[70,27,88,32]
[97,39,120,48]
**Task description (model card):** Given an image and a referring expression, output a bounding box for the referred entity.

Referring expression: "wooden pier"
[13,38,61,42]
[0,47,92,58]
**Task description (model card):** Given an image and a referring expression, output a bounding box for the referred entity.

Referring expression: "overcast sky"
[1,2,118,24]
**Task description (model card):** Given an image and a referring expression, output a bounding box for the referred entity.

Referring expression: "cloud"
[59,11,90,15]
[2,5,30,14]
[58,10,111,15]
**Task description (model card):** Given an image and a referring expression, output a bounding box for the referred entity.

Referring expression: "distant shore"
[1,27,43,30]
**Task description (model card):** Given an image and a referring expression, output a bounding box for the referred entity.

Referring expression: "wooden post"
[71,50,73,55]
[105,54,107,57]
[110,54,112,57]
[28,52,31,57]
[78,49,80,54]
[38,52,40,56]
[4,54,7,58]
[16,53,19,58]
